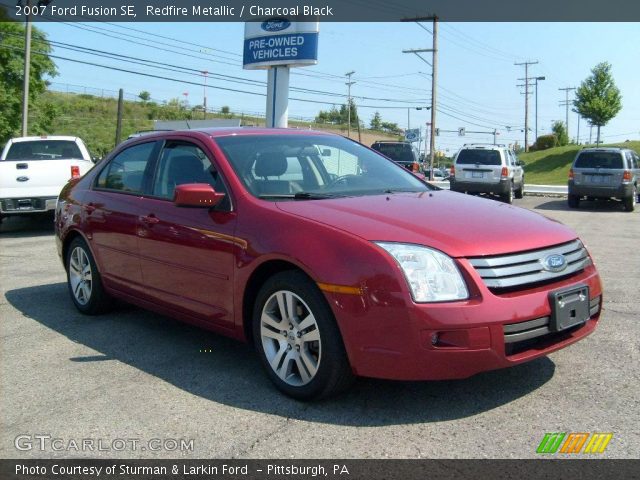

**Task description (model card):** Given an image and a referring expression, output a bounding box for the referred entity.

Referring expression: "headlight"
[375,242,469,303]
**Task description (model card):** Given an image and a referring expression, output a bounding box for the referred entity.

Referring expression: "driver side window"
[318,146,360,177]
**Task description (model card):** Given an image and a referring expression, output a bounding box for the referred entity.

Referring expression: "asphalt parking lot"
[1,196,638,459]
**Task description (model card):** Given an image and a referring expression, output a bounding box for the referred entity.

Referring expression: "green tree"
[370,111,382,130]
[0,10,58,142]
[573,62,622,145]
[138,91,151,102]
[551,121,569,146]
[220,105,231,115]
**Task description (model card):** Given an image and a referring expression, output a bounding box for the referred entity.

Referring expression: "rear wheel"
[568,194,580,209]
[515,180,524,199]
[253,271,354,400]
[501,183,514,204]
[66,236,112,315]
[623,185,637,212]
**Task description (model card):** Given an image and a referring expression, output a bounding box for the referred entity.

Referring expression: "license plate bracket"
[549,285,590,332]
[472,171,483,179]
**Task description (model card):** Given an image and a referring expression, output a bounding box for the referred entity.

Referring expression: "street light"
[407,106,431,130]
[534,76,545,141]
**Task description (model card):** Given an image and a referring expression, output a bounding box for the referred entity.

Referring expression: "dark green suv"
[568,147,639,212]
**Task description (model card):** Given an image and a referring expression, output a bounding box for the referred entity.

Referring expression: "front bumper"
[569,180,634,199]
[327,263,602,381]
[0,197,57,214]
[450,178,511,195]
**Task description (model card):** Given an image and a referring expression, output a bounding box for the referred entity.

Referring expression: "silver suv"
[449,144,524,204]
[568,147,639,212]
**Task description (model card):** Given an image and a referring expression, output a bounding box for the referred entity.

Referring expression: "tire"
[515,180,524,199]
[501,183,514,204]
[252,271,354,400]
[568,194,580,209]
[623,185,637,212]
[66,236,112,315]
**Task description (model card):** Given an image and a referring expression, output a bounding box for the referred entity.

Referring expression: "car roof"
[578,147,626,153]
[459,144,507,150]
[8,135,81,143]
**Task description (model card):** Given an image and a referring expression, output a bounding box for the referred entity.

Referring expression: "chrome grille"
[468,239,589,289]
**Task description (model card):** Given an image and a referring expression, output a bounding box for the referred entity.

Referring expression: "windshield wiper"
[258,192,340,200]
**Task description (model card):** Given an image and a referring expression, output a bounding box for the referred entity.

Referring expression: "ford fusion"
[55,128,602,399]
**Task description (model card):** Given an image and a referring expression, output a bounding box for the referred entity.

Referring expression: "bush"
[534,134,559,151]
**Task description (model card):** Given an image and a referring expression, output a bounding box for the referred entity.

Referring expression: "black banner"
[2,0,640,22]
[1,459,640,480]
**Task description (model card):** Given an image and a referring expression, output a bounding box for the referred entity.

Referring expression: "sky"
[35,21,640,153]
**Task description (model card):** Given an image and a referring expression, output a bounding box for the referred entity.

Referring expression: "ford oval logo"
[261,19,291,32]
[542,254,567,272]
[16,176,29,182]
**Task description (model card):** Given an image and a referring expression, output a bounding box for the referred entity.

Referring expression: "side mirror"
[321,148,331,157]
[517,160,525,167]
[174,183,225,208]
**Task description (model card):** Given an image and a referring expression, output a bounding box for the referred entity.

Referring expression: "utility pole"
[515,60,538,152]
[21,0,33,136]
[402,16,438,179]
[559,87,576,140]
[345,71,355,139]
[115,89,124,147]
[202,71,208,120]
[533,76,545,141]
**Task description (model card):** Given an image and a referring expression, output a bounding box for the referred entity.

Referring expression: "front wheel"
[253,271,354,400]
[515,180,524,199]
[568,194,580,209]
[66,236,112,315]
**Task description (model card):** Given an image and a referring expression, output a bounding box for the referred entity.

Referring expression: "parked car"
[568,147,639,212]
[0,136,93,224]
[370,141,420,172]
[449,144,524,203]
[55,128,602,399]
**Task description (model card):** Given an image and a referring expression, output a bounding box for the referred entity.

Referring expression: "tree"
[220,105,231,115]
[573,62,622,145]
[370,111,382,130]
[138,91,151,103]
[551,121,569,146]
[0,10,58,142]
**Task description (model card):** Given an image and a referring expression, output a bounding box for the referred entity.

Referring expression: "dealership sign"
[243,20,320,69]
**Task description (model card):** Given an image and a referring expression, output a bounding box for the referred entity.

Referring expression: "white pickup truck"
[0,136,94,224]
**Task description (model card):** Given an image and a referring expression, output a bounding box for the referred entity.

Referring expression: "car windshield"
[372,143,416,164]
[574,152,623,169]
[3,140,83,161]
[215,134,430,199]
[456,149,501,166]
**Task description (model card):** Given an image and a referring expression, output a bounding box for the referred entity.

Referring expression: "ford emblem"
[17,176,29,182]
[261,18,291,32]
[542,254,567,272]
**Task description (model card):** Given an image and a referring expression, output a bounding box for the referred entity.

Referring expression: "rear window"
[456,149,501,166]
[372,143,416,164]
[4,140,83,161]
[574,152,624,169]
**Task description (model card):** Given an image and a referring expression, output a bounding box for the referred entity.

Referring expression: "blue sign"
[243,32,319,68]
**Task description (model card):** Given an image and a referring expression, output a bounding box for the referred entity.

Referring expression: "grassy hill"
[520,141,640,185]
[26,90,399,158]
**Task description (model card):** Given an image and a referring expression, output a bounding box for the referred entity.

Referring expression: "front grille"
[468,239,589,290]
[503,295,600,355]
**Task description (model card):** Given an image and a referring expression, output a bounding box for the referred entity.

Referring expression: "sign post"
[244,19,320,128]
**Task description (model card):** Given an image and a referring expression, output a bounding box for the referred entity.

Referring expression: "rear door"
[87,141,159,293]
[455,148,502,184]
[573,151,625,188]
[136,139,237,328]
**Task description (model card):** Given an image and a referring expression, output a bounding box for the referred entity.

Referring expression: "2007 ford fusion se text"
[55,128,602,400]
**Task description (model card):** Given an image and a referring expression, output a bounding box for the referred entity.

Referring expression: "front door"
[136,140,237,328]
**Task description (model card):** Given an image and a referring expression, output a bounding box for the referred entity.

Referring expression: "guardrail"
[430,181,568,196]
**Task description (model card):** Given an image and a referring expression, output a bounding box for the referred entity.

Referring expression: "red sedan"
[55,128,602,399]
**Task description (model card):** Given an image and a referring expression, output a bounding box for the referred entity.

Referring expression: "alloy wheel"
[69,246,92,305]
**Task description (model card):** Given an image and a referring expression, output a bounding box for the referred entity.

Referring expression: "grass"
[26,91,398,158]
[520,141,640,185]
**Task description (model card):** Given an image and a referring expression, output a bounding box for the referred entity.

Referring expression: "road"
[0,197,638,459]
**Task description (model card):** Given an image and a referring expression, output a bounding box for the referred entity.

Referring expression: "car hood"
[276,190,577,258]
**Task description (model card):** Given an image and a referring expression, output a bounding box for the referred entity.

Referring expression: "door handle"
[139,214,160,225]
[83,203,96,213]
